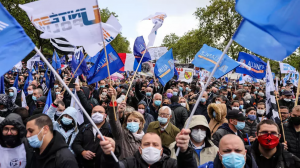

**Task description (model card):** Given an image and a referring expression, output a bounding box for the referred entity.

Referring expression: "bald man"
[72,105,112,168]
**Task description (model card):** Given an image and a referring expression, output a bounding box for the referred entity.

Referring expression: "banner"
[148,47,168,60]
[280,62,296,74]
[20,0,121,55]
[176,68,194,83]
[140,62,154,76]
[27,53,40,70]
[235,52,266,79]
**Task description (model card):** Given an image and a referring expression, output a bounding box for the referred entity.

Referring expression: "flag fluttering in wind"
[50,38,75,53]
[233,0,300,61]
[154,49,175,86]
[43,89,52,114]
[27,53,40,70]
[13,73,19,91]
[133,36,151,63]
[52,50,61,71]
[118,53,141,72]
[0,76,5,94]
[72,48,88,77]
[23,70,33,96]
[21,90,27,107]
[70,77,84,125]
[143,12,167,47]
[0,3,35,77]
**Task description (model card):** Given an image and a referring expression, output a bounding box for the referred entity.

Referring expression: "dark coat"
[211,123,243,147]
[26,95,36,116]
[169,103,188,130]
[241,120,257,138]
[278,99,295,112]
[72,122,112,168]
[283,122,300,158]
[192,103,209,123]
[28,131,78,168]
[100,147,198,168]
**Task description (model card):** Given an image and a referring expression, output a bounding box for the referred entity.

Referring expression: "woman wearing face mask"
[241,108,258,144]
[108,87,146,159]
[231,100,240,110]
[169,115,218,166]
[137,101,154,132]
[46,95,79,153]
[8,87,21,106]
[207,103,228,135]
[178,97,190,114]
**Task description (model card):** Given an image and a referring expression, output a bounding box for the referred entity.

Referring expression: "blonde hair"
[179,97,190,111]
[122,111,145,133]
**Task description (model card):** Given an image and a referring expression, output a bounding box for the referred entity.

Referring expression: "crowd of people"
[0,63,300,168]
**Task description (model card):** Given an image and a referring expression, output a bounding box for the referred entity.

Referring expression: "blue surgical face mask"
[239,105,244,109]
[186,87,189,91]
[232,94,236,99]
[254,91,258,94]
[54,85,58,88]
[154,100,161,106]
[126,122,139,133]
[55,92,60,95]
[200,98,206,103]
[235,121,245,130]
[281,89,284,92]
[255,87,259,90]
[27,127,45,148]
[32,95,37,101]
[228,86,232,88]
[179,87,183,91]
[213,111,217,118]
[9,92,14,97]
[221,152,245,168]
[40,75,44,78]
[100,85,105,88]
[146,92,152,97]
[158,116,168,124]
[248,114,256,121]
[61,117,73,125]
[173,92,178,96]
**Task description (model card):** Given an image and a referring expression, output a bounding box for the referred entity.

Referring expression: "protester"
[242,107,258,144]
[149,93,163,120]
[278,90,295,112]
[0,94,18,118]
[26,114,78,168]
[193,91,210,122]
[169,115,218,166]
[169,96,189,130]
[137,100,154,132]
[147,106,180,147]
[280,106,290,124]
[207,103,228,135]
[256,102,267,122]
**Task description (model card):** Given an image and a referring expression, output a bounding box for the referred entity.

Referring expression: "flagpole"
[34,47,118,162]
[275,95,286,142]
[175,39,234,156]
[295,77,300,106]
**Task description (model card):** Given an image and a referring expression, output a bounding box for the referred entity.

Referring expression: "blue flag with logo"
[174,68,179,81]
[23,70,33,96]
[235,52,266,79]
[0,76,5,94]
[87,44,124,85]
[85,54,98,64]
[154,49,175,86]
[233,0,300,61]
[72,50,88,77]
[52,50,61,72]
[0,3,35,77]
[39,61,45,69]
[134,36,151,63]
[13,73,19,90]
[192,44,239,79]
[61,55,66,64]
[43,88,52,114]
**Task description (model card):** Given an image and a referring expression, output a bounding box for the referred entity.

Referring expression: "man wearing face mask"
[283,105,300,159]
[99,129,197,168]
[135,80,153,106]
[169,96,189,130]
[193,91,210,122]
[0,94,19,118]
[29,88,43,116]
[256,102,267,122]
[212,110,246,147]
[278,90,294,112]
[54,101,65,120]
[32,96,46,115]
[149,93,163,120]
[72,105,113,168]
[147,106,180,147]
[169,115,218,166]
[26,114,78,168]
[250,120,300,168]
[0,113,33,168]
[241,108,258,144]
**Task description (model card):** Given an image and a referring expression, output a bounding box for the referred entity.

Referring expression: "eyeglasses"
[3,127,18,134]
[159,113,170,118]
[258,131,278,136]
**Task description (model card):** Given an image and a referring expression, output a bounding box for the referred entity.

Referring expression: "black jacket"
[192,103,209,123]
[77,89,99,125]
[212,123,243,147]
[72,122,113,168]
[241,120,257,139]
[278,99,294,112]
[26,95,36,116]
[251,139,300,168]
[100,147,198,168]
[169,103,188,130]
[283,122,300,158]
[28,131,78,168]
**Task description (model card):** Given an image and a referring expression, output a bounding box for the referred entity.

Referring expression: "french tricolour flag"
[118,53,141,72]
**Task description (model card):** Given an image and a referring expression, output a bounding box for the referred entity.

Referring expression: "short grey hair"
[125,106,135,113]
[159,106,172,115]
[153,93,162,99]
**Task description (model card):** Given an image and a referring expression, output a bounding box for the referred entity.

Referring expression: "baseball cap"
[36,96,47,103]
[227,109,246,121]
[282,90,293,96]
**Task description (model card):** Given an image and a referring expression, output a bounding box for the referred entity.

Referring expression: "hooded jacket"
[169,115,218,166]
[138,100,154,132]
[211,123,243,147]
[46,104,79,153]
[207,103,228,135]
[0,94,18,117]
[0,113,33,167]
[9,87,18,103]
[28,131,78,168]
[169,103,189,130]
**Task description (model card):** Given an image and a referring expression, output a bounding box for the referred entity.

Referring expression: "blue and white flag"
[52,50,61,71]
[43,88,52,114]
[233,0,300,61]
[39,61,45,69]
[154,49,175,86]
[133,36,151,63]
[192,44,239,79]
[13,73,19,91]
[23,70,33,96]
[235,52,266,79]
[279,63,296,74]
[61,55,66,64]
[87,44,123,85]
[0,3,35,77]
[0,76,5,94]
[72,48,88,77]
[283,73,290,86]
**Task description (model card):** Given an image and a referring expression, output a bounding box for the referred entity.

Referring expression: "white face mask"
[102,92,107,96]
[257,109,265,115]
[92,113,104,124]
[141,147,162,165]
[191,128,206,143]
[216,101,221,104]
[232,107,239,110]
[180,103,186,107]
[28,90,33,95]
[55,111,63,116]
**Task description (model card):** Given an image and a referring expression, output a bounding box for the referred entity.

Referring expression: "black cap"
[227,109,246,121]
[36,96,47,103]
[282,90,293,96]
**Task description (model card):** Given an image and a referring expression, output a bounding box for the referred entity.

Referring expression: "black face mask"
[162,103,169,106]
[289,117,300,126]
[141,91,146,95]
[2,135,20,148]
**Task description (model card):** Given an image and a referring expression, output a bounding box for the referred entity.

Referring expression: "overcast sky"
[99,0,211,50]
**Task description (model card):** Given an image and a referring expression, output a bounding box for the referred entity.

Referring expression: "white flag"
[143,12,167,47]
[20,0,121,54]
[148,47,168,60]
[26,53,40,70]
[14,61,23,70]
[70,77,84,125]
[266,61,280,122]
[21,90,27,107]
